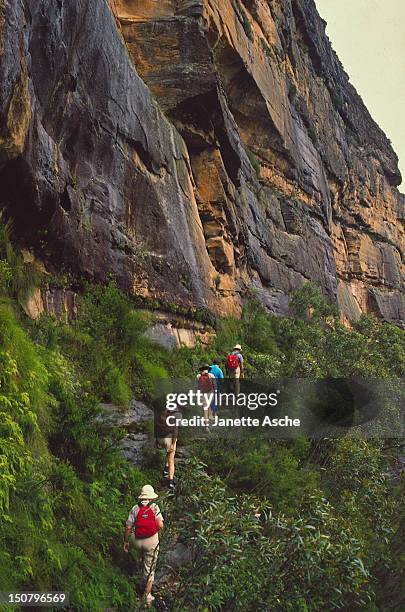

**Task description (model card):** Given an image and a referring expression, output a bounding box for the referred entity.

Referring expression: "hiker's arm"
[154,505,164,531]
[156,517,164,531]
[123,524,132,553]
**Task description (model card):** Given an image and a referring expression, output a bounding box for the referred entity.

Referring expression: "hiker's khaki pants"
[228,368,241,395]
[130,533,159,580]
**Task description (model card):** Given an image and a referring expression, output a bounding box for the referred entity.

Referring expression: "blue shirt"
[209,364,224,379]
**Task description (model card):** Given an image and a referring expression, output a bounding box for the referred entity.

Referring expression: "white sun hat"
[138,484,159,501]
[233,344,242,351]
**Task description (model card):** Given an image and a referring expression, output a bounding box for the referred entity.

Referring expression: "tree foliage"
[170,460,376,611]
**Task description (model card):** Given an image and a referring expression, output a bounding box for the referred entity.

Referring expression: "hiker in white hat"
[226,343,244,395]
[123,485,164,605]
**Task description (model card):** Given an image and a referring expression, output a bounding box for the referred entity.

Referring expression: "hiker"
[197,364,216,429]
[209,359,224,413]
[226,343,244,396]
[123,485,164,606]
[155,406,179,491]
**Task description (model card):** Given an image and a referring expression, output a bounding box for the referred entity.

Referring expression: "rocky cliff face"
[1,0,404,324]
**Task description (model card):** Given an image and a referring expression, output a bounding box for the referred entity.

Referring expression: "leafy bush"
[104,365,132,406]
[325,439,401,565]
[194,437,320,515]
[265,283,405,378]
[33,282,168,405]
[241,298,279,355]
[170,460,375,610]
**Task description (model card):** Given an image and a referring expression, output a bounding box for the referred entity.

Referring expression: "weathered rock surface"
[144,310,215,348]
[113,0,404,324]
[98,400,154,466]
[100,400,154,426]
[23,287,78,320]
[155,540,194,588]
[0,0,217,313]
[0,0,403,323]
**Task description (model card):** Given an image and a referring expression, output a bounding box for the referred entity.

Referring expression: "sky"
[315,0,405,189]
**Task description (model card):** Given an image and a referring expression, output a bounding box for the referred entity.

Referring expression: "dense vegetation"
[0,222,404,610]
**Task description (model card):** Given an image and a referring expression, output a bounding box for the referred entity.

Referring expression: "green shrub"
[171,460,375,610]
[242,298,278,354]
[325,439,400,565]
[104,365,132,406]
[33,282,168,405]
[195,437,320,515]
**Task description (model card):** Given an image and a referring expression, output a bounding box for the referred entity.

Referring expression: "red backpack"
[134,504,158,538]
[227,353,239,370]
[198,372,214,393]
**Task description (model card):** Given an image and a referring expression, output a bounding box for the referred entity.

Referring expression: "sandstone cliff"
[1,0,404,324]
